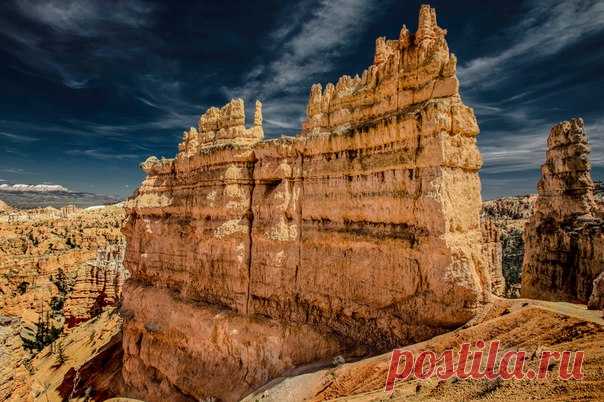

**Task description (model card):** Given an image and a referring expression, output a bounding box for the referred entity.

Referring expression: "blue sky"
[0,0,602,199]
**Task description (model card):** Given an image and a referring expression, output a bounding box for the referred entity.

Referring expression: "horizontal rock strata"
[122,5,489,401]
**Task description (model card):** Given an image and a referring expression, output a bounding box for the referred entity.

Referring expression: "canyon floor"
[0,200,602,401]
[0,203,126,401]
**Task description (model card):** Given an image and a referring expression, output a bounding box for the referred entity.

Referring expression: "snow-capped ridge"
[0,183,71,192]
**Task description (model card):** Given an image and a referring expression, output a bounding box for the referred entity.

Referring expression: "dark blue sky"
[0,0,602,199]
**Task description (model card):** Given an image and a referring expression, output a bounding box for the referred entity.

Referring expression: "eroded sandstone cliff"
[522,118,604,303]
[0,205,126,400]
[62,242,127,328]
[122,5,489,401]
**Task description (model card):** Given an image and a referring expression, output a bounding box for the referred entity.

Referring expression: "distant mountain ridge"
[0,183,70,192]
[0,183,119,209]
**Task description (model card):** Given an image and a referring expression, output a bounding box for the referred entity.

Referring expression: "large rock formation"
[122,5,489,401]
[522,118,604,303]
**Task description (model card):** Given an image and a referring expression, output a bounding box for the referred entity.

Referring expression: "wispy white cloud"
[479,116,604,174]
[0,0,155,89]
[225,0,387,136]
[15,0,153,36]
[587,118,604,165]
[0,168,29,174]
[65,148,141,160]
[132,74,204,117]
[461,0,604,181]
[2,147,30,159]
[1,111,196,143]
[480,125,549,174]
[458,0,604,88]
[260,100,309,134]
[66,112,199,138]
[0,131,38,142]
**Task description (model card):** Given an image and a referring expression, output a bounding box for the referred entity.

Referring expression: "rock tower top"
[536,117,598,221]
[302,4,461,136]
[175,98,264,159]
[160,4,472,163]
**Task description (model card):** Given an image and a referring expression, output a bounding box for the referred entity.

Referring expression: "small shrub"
[54,340,67,365]
[17,281,29,295]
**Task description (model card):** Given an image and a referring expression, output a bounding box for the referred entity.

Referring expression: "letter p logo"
[385,349,414,393]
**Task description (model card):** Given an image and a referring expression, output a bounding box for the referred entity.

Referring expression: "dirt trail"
[524,299,604,325]
[243,298,604,402]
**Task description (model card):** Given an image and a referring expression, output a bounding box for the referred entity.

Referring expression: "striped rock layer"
[121,5,489,401]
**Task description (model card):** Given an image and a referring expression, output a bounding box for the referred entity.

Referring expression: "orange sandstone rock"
[122,5,489,401]
[63,242,127,328]
[522,118,604,303]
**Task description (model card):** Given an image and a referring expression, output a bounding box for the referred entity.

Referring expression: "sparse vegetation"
[51,267,71,294]
[22,313,62,352]
[53,339,67,365]
[17,281,29,295]
[50,296,64,312]
[501,227,524,294]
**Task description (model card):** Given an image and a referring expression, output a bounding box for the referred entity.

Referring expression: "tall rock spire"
[415,4,437,45]
[399,24,411,48]
[254,100,263,127]
[522,118,604,303]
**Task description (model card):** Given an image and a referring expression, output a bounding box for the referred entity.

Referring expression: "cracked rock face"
[481,218,505,296]
[121,5,489,401]
[522,118,604,303]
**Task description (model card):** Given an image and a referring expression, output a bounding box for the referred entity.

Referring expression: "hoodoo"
[121,5,490,401]
[522,118,604,303]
